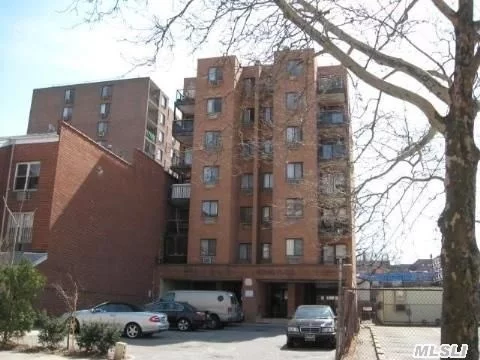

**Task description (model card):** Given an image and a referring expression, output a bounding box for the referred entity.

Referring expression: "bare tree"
[53,274,80,353]
[71,0,480,356]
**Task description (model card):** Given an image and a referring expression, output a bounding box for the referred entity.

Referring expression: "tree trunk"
[439,3,480,359]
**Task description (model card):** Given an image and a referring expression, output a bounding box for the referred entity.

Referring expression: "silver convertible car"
[66,301,169,339]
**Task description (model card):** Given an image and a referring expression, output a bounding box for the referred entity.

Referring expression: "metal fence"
[339,287,447,360]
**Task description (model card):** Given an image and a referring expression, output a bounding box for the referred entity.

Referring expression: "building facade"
[27,77,177,168]
[160,49,355,320]
[0,124,173,313]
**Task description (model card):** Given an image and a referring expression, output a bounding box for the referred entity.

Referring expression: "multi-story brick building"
[0,123,173,313]
[27,77,177,168]
[159,49,355,320]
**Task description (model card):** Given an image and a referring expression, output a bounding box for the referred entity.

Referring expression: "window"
[144,140,156,157]
[200,239,216,256]
[323,244,348,264]
[286,162,303,182]
[6,212,34,247]
[62,107,72,121]
[238,243,252,262]
[243,78,255,94]
[242,108,255,126]
[156,149,163,162]
[207,98,222,115]
[263,173,273,189]
[262,140,273,156]
[14,162,40,191]
[263,107,273,124]
[286,238,303,256]
[97,122,108,137]
[262,206,272,223]
[261,243,272,260]
[286,127,302,144]
[161,95,168,108]
[320,207,349,234]
[100,103,110,118]
[64,89,75,104]
[160,113,166,125]
[287,59,303,77]
[158,131,165,144]
[101,85,112,99]
[208,67,223,84]
[202,200,218,218]
[203,166,219,185]
[240,142,254,158]
[320,173,346,194]
[286,198,304,218]
[241,174,253,192]
[320,140,346,159]
[240,207,253,224]
[285,92,303,110]
[204,131,221,150]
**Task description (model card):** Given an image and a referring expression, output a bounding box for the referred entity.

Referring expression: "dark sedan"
[286,305,336,348]
[143,301,206,331]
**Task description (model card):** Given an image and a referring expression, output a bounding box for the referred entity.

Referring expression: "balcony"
[170,183,191,207]
[175,89,196,115]
[171,152,192,174]
[317,76,346,102]
[172,120,194,145]
[317,111,346,127]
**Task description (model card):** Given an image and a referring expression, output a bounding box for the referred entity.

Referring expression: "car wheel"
[207,314,221,330]
[177,318,191,332]
[124,322,142,339]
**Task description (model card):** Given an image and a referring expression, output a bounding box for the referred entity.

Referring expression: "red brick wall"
[0,141,59,251]
[39,124,173,314]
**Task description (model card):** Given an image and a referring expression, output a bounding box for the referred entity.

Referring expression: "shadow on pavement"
[123,323,287,347]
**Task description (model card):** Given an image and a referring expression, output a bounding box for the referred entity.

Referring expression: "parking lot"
[0,323,335,360]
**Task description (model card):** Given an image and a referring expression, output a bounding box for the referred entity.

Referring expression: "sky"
[0,0,466,265]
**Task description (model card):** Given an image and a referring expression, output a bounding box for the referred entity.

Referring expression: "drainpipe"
[0,141,15,247]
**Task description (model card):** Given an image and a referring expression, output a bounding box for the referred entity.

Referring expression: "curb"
[365,325,386,360]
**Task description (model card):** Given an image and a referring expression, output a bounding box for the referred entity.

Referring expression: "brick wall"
[39,124,173,314]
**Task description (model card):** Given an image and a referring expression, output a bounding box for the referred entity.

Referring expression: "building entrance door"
[267,283,288,318]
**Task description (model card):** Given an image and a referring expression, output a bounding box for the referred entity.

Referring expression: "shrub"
[37,313,66,349]
[0,261,45,346]
[76,322,120,355]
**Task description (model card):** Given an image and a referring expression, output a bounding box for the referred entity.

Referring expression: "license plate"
[304,334,316,342]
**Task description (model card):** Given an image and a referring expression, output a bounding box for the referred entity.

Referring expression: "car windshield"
[294,307,333,319]
[180,303,197,312]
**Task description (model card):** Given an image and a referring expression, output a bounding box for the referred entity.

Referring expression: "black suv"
[286,305,336,348]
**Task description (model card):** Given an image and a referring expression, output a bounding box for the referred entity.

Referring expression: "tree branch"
[274,0,446,135]
[431,0,458,24]
[297,0,451,106]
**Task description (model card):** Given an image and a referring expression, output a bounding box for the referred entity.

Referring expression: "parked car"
[64,301,169,339]
[285,305,336,348]
[143,301,206,331]
[159,290,243,329]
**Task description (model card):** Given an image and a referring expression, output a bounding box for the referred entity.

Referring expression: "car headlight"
[323,320,334,326]
[323,327,334,333]
[287,326,299,332]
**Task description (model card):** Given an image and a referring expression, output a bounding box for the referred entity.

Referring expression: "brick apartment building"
[0,123,173,313]
[159,49,355,320]
[27,77,177,169]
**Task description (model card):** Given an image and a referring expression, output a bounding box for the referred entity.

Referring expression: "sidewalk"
[344,325,378,360]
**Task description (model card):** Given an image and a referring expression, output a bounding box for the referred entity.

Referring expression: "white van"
[160,290,243,329]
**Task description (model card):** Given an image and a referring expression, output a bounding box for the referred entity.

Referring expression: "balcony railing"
[317,111,345,126]
[173,120,194,137]
[176,89,196,103]
[171,184,191,200]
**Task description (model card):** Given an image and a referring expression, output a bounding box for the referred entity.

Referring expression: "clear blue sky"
[0,0,195,136]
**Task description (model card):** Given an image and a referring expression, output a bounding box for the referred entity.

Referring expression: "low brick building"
[0,123,173,314]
